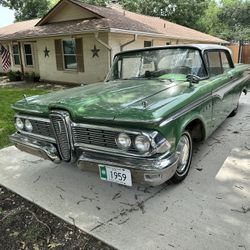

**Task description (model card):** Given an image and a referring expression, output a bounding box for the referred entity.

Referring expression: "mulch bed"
[0,185,115,250]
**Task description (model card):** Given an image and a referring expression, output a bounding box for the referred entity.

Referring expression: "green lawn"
[0,88,49,149]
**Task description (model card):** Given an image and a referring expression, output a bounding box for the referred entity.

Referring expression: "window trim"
[12,44,20,66]
[203,49,234,78]
[61,39,77,71]
[23,43,34,67]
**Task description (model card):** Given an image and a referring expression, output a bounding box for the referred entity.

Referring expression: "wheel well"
[185,119,205,142]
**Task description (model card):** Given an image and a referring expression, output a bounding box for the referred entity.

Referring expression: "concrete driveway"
[0,94,250,250]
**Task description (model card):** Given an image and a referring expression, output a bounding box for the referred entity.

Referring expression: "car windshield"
[107,48,207,81]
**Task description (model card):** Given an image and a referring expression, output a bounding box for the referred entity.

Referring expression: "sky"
[0,6,15,28]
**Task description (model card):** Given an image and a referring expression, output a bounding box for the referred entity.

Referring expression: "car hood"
[13,79,192,122]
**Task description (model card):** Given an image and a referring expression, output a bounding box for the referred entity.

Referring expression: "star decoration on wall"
[91,45,100,58]
[44,46,50,58]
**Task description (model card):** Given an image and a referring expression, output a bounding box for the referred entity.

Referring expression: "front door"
[204,50,234,131]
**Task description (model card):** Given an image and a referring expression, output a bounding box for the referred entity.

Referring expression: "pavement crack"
[56,185,65,192]
[231,206,250,214]
[90,185,168,232]
[33,176,41,184]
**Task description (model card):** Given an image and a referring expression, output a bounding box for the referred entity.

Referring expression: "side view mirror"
[186,74,201,87]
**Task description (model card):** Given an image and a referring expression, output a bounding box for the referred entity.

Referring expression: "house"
[0,0,227,84]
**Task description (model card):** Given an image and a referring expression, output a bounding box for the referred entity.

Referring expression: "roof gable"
[36,0,103,26]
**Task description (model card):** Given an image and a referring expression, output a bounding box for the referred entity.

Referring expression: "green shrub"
[23,72,40,82]
[7,70,22,81]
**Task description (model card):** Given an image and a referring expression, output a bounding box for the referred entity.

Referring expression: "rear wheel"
[171,131,193,183]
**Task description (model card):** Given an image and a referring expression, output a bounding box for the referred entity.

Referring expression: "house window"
[24,44,33,66]
[144,41,152,48]
[62,40,77,70]
[12,44,20,65]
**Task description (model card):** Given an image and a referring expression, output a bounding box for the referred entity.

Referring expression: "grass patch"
[0,87,49,149]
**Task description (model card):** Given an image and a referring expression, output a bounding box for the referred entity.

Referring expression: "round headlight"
[15,117,24,130]
[116,133,131,150]
[135,135,151,153]
[25,119,33,132]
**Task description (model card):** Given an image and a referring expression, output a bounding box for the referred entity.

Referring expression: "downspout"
[120,34,138,51]
[94,32,112,67]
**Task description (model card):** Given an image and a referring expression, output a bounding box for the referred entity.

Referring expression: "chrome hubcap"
[176,135,190,174]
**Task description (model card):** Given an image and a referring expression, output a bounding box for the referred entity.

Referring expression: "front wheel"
[171,131,193,184]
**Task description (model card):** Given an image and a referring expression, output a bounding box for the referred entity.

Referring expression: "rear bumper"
[10,132,179,186]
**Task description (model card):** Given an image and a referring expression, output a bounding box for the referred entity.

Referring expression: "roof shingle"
[0,0,226,43]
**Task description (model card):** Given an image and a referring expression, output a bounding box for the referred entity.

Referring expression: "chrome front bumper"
[10,133,61,163]
[10,133,179,186]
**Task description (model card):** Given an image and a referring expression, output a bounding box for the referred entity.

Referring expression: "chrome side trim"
[160,93,211,127]
[212,75,250,100]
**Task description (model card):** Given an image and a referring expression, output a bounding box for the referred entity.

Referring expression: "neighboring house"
[0,0,227,84]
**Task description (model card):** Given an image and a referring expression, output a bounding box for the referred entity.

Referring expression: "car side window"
[220,51,231,72]
[205,51,223,77]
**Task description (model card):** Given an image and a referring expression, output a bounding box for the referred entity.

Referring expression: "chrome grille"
[72,127,118,148]
[29,120,54,138]
[50,113,71,161]
[72,126,137,152]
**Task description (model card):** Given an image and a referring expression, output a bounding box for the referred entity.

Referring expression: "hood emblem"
[142,100,148,109]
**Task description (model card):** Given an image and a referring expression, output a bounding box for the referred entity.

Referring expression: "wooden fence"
[227,44,250,64]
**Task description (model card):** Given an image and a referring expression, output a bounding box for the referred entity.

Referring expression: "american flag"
[0,44,11,71]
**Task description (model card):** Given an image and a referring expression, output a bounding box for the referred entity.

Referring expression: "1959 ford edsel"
[10,45,250,186]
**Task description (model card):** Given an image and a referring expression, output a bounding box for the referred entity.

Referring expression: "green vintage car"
[10,44,250,186]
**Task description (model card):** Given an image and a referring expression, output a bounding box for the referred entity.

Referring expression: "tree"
[199,0,250,41]
[0,0,51,21]
[120,0,209,30]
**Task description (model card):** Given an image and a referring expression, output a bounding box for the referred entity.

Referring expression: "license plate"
[99,165,132,186]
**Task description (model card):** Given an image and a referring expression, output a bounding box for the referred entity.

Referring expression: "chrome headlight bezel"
[134,134,151,153]
[15,117,24,130]
[116,133,132,150]
[24,119,33,132]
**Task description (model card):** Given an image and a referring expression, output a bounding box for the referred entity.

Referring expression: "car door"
[204,50,233,130]
[221,51,242,110]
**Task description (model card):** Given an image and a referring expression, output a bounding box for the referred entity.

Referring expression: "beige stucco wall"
[36,33,109,84]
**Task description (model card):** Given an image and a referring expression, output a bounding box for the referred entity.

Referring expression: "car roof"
[116,44,231,56]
